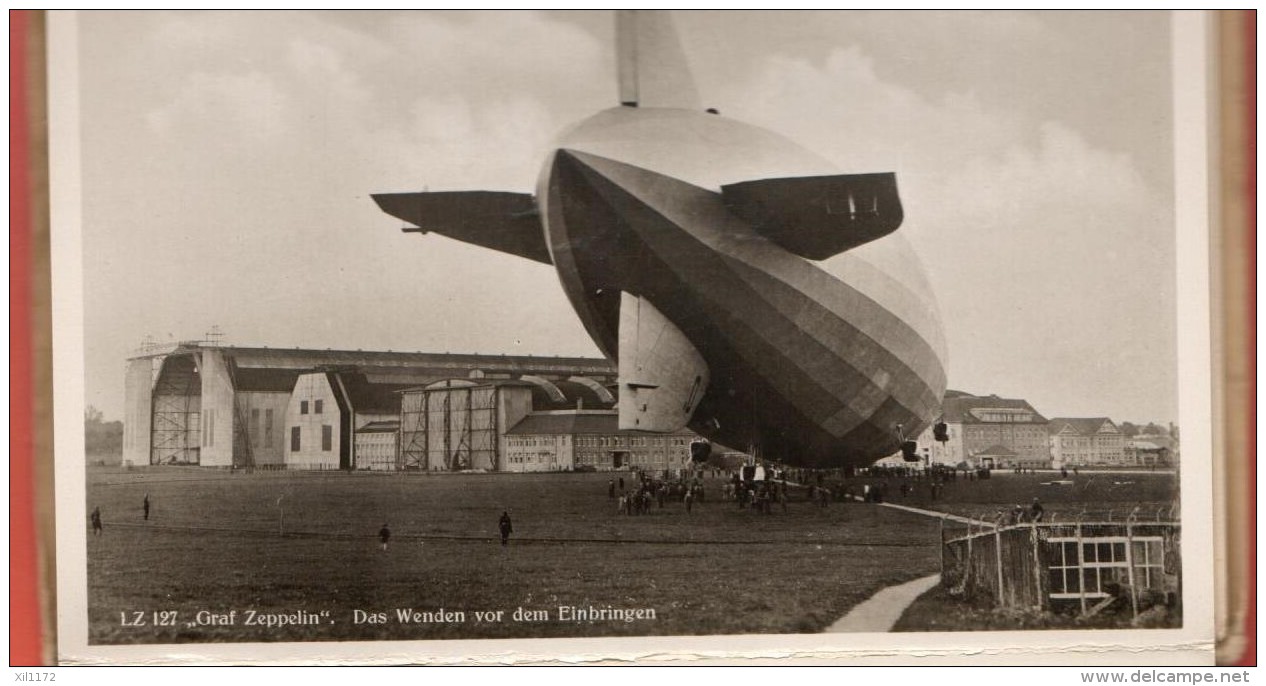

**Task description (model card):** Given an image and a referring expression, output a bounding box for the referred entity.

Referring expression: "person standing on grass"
[1030,498,1044,523]
[378,523,391,551]
[143,493,150,521]
[499,511,514,546]
[90,506,102,536]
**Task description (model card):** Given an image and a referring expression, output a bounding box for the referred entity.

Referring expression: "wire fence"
[940,511,1181,618]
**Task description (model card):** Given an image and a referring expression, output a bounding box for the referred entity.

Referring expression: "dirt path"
[825,573,941,632]
[823,498,975,632]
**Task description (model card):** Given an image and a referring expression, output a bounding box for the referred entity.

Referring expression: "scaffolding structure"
[399,381,499,471]
[150,354,201,465]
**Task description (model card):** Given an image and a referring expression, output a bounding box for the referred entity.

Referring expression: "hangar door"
[399,383,498,471]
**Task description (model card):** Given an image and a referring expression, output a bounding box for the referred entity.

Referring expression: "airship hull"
[538,108,948,466]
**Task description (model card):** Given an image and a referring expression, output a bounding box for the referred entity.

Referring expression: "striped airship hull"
[537,109,946,467]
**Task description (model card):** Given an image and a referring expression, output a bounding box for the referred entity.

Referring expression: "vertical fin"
[618,292,709,433]
[614,10,702,110]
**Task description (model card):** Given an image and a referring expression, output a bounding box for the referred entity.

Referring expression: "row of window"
[1056,437,1123,447]
[575,451,686,465]
[971,411,1035,423]
[1056,450,1126,457]
[290,424,333,452]
[966,427,1046,438]
[1047,537,1165,598]
[507,453,559,464]
[506,437,561,448]
[575,436,686,448]
[299,399,324,415]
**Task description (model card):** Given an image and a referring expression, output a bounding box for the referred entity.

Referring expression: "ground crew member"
[91,506,103,536]
[143,493,150,521]
[378,523,391,551]
[499,511,513,546]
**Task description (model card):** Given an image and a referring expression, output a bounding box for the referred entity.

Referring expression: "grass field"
[86,468,942,644]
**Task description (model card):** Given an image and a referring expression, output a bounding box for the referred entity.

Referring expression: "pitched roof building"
[914,391,1052,468]
[1048,417,1126,467]
[504,411,695,473]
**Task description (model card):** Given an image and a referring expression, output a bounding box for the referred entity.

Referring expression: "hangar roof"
[141,343,614,377]
[357,420,400,434]
[233,368,302,392]
[400,376,617,412]
[337,371,413,415]
[505,412,694,437]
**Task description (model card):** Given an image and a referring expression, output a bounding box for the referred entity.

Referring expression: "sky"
[72,10,1178,425]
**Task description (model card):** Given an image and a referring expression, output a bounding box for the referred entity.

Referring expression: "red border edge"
[9,8,46,667]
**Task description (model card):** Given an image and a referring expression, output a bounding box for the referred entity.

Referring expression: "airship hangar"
[120,341,704,473]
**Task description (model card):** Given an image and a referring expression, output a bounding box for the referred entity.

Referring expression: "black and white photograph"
[50,10,1216,664]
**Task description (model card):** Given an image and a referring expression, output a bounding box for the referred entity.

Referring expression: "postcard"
[48,10,1217,665]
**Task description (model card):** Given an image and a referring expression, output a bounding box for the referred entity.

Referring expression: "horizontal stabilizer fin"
[372,191,551,265]
[721,173,903,260]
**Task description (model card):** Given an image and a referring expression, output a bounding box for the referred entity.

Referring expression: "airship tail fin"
[721,173,904,260]
[616,10,702,110]
[372,191,552,265]
[617,291,709,433]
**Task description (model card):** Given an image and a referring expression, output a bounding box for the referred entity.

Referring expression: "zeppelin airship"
[374,11,947,468]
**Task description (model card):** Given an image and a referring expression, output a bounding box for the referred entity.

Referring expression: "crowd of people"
[608,473,707,515]
[595,460,995,518]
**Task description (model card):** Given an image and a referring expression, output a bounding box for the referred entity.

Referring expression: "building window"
[265,409,274,448]
[1047,536,1164,600]
[207,409,215,447]
[300,400,309,415]
[251,408,261,448]
[1078,540,1128,597]
[315,399,323,415]
[291,426,301,452]
[322,425,332,452]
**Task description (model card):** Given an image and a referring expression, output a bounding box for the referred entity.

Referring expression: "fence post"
[939,516,945,587]
[1031,521,1043,609]
[995,514,1005,607]
[1125,509,1139,618]
[964,517,974,592]
[1076,518,1087,616]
